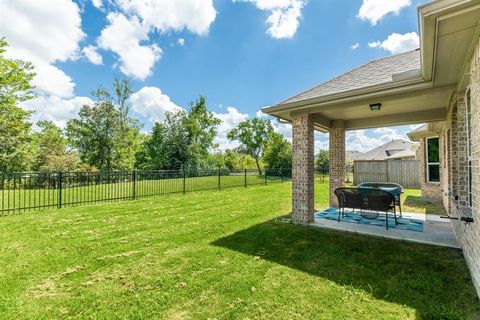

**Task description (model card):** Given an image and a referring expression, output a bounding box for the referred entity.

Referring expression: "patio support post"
[292,112,315,224]
[329,120,346,208]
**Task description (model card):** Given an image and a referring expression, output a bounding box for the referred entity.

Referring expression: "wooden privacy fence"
[353,160,420,189]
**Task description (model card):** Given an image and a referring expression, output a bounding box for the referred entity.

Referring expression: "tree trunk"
[255,157,262,175]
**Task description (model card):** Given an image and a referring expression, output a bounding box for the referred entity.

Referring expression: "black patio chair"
[365,188,397,229]
[357,182,404,217]
[334,187,396,230]
[334,188,365,221]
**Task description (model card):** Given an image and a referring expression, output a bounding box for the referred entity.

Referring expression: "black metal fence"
[0,168,291,214]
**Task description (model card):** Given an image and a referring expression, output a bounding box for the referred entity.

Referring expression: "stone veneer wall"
[416,137,443,202]
[291,113,315,224]
[329,120,345,207]
[441,128,451,212]
[456,94,470,207]
[450,37,480,297]
[451,104,459,200]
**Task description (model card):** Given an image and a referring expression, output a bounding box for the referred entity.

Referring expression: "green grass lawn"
[0,180,477,319]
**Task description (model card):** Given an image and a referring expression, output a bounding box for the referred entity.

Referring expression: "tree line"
[0,38,294,174]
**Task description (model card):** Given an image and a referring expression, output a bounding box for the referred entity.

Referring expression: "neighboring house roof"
[277,49,421,106]
[385,149,417,160]
[354,140,417,161]
[409,124,428,135]
[407,122,444,141]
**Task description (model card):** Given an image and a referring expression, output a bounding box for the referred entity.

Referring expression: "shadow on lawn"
[404,195,446,215]
[212,219,479,319]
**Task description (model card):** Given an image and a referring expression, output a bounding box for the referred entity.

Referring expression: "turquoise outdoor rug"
[315,207,424,232]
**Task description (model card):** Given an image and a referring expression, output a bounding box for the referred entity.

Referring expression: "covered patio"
[262,1,480,247]
[263,44,452,225]
[312,210,459,248]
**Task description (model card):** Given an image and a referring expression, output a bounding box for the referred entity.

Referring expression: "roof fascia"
[262,78,428,114]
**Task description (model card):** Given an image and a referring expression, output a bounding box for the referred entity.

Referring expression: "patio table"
[356,185,402,220]
[357,185,401,198]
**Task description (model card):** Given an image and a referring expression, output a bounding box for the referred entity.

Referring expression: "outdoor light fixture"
[369,103,382,111]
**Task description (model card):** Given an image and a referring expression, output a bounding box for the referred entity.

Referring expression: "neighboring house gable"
[353,140,417,161]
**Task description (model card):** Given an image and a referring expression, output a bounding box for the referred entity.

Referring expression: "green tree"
[66,99,121,171]
[136,96,220,170]
[38,153,80,172]
[67,80,142,171]
[0,38,36,172]
[113,77,133,129]
[315,150,329,171]
[32,121,66,167]
[227,118,274,174]
[224,150,258,170]
[262,132,292,169]
[32,121,79,172]
[185,96,221,168]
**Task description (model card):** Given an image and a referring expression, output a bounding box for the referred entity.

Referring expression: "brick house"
[263,0,480,296]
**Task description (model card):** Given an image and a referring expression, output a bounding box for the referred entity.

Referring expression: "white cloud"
[95,1,216,79]
[178,38,185,46]
[129,86,182,123]
[92,0,103,9]
[351,43,360,50]
[234,0,307,39]
[369,32,419,55]
[274,121,292,140]
[346,127,408,152]
[213,107,249,150]
[31,62,77,99]
[82,45,103,65]
[0,0,85,98]
[256,110,269,118]
[97,13,162,80]
[117,0,217,35]
[22,96,94,128]
[373,127,406,140]
[315,132,329,154]
[358,0,411,25]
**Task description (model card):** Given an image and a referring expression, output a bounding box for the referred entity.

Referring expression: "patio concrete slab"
[310,210,460,249]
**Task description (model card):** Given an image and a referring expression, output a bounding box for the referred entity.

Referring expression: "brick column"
[329,120,345,207]
[292,113,315,224]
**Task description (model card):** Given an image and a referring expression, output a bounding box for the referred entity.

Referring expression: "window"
[466,90,472,207]
[426,137,440,183]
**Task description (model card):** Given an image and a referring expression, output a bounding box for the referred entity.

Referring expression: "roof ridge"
[275,48,421,106]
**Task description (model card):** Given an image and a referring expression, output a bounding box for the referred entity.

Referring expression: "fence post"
[183,169,186,195]
[264,169,267,185]
[132,170,136,200]
[281,169,284,182]
[218,168,221,190]
[58,171,63,209]
[244,169,247,188]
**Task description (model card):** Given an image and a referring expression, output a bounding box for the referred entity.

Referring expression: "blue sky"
[0,0,424,152]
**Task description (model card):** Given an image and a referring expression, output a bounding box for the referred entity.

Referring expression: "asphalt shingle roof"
[279,49,421,105]
[353,139,417,161]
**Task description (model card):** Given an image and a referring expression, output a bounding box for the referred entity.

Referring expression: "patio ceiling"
[276,84,452,132]
[263,0,480,132]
